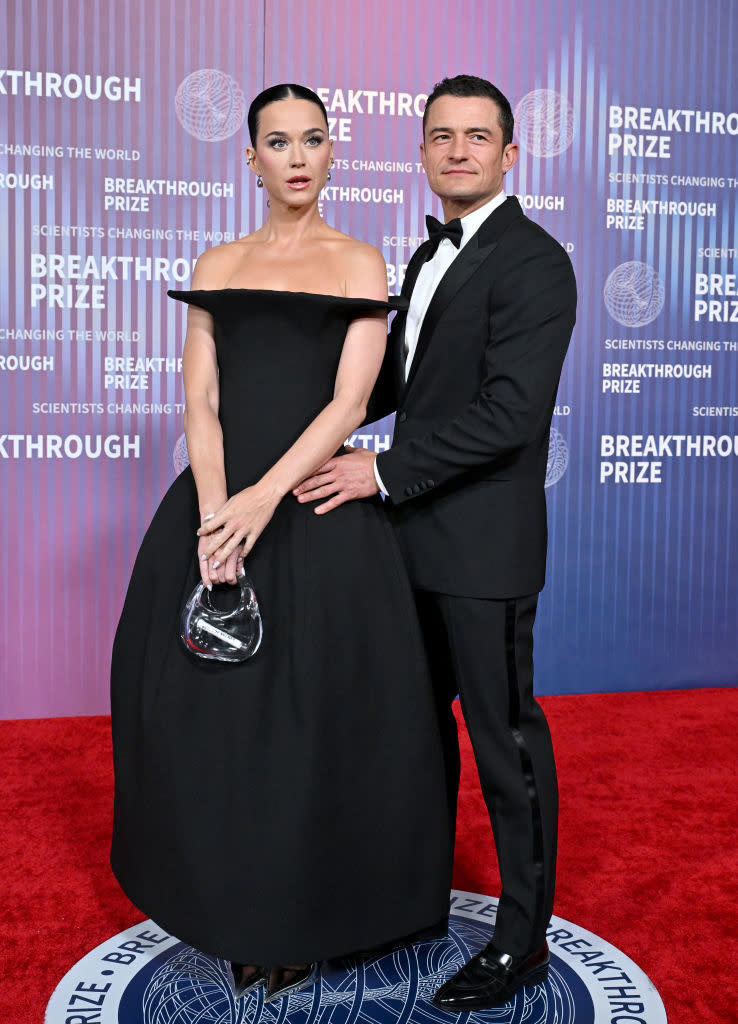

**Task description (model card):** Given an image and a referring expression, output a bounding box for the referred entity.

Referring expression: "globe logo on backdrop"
[173,432,190,474]
[603,261,665,327]
[545,428,569,488]
[175,69,246,142]
[515,89,576,157]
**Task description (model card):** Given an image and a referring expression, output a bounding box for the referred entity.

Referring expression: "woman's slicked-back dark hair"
[423,75,514,148]
[247,83,329,144]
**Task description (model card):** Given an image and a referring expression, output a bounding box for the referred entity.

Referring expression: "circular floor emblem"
[603,261,665,327]
[515,89,576,157]
[175,69,246,142]
[546,428,569,488]
[45,890,665,1023]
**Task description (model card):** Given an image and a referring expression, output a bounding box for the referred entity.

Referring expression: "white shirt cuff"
[373,456,389,496]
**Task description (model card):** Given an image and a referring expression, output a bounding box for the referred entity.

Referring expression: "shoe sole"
[431,962,549,1012]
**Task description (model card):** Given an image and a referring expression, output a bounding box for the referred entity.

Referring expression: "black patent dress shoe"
[228,963,267,999]
[431,940,549,1011]
[265,963,319,1002]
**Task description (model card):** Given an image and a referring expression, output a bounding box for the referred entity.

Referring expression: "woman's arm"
[180,247,236,587]
[198,243,388,567]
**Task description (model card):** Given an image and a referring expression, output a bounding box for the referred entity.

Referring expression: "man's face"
[420,94,518,210]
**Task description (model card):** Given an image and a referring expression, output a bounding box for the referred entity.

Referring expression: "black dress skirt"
[110,289,453,965]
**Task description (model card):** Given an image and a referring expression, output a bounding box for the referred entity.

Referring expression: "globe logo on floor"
[45,891,666,1024]
[175,69,246,142]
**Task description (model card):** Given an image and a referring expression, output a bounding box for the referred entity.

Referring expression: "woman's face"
[247,97,332,206]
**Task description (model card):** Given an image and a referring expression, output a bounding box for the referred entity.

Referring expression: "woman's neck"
[258,200,326,245]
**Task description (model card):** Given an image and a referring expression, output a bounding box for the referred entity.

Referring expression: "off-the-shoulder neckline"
[168,288,392,302]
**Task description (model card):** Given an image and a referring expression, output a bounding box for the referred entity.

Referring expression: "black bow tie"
[425,214,463,257]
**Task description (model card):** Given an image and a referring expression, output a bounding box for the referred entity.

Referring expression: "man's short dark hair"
[423,75,514,148]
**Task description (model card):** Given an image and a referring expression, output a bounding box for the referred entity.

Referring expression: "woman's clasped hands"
[196,485,278,589]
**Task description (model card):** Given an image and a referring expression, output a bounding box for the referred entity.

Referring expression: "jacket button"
[398,411,407,422]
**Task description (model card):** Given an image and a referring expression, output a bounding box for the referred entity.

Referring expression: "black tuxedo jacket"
[373,196,577,599]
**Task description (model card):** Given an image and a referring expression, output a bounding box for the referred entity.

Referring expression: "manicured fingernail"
[212,560,220,569]
[207,584,212,591]
[239,568,245,577]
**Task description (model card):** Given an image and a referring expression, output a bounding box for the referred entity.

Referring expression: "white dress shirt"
[374,191,508,495]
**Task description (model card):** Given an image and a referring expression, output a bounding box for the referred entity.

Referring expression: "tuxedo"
[375,195,576,597]
[374,195,577,955]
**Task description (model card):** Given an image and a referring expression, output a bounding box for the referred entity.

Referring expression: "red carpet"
[1,688,736,1023]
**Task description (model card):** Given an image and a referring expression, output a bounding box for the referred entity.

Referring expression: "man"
[295,75,576,1010]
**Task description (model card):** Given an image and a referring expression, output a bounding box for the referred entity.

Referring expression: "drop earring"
[256,175,263,188]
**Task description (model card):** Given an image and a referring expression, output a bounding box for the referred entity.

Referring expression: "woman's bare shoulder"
[191,236,260,288]
[332,235,387,297]
[323,226,380,258]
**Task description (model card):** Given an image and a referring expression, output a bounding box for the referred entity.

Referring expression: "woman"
[110,84,452,1005]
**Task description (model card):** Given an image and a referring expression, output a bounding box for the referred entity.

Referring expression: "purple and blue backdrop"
[1,0,736,718]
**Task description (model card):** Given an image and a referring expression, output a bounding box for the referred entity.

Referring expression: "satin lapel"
[402,196,525,397]
[392,241,434,392]
[403,232,498,396]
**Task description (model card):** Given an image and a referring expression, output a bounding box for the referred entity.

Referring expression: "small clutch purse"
[180,571,263,663]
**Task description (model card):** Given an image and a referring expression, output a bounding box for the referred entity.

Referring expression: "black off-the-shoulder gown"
[110,289,453,965]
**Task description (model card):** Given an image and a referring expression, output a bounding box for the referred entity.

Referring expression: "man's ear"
[502,142,519,175]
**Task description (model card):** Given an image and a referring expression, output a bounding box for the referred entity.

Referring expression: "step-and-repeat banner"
[1,0,736,717]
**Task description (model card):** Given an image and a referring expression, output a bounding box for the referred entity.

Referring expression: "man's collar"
[458,191,507,248]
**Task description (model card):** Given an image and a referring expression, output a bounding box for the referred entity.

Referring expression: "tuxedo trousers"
[414,590,558,955]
